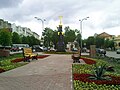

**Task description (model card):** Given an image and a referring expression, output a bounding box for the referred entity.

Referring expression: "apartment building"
[0,19,40,39]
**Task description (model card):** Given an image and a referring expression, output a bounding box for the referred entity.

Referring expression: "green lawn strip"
[72,57,120,90]
[0,53,28,71]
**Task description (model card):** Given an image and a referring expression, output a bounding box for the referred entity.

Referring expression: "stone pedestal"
[90,45,96,57]
[56,25,65,52]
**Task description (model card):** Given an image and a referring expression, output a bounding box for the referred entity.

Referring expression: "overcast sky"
[0,0,120,38]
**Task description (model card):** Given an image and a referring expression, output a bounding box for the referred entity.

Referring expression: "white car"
[116,49,120,54]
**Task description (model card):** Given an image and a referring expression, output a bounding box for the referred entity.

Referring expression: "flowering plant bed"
[0,68,5,73]
[81,57,96,65]
[73,73,120,85]
[11,58,24,63]
[37,55,49,59]
[11,55,50,63]
[73,57,120,89]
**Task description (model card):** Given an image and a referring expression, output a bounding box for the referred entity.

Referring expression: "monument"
[56,16,65,52]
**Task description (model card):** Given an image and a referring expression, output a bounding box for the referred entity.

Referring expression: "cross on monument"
[59,16,63,25]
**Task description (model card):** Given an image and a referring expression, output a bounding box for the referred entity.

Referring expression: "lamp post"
[79,17,89,52]
[34,17,46,32]
[35,17,46,46]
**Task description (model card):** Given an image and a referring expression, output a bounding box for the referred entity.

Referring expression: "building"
[11,22,40,39]
[97,32,114,40]
[114,35,120,49]
[33,32,40,40]
[0,19,12,32]
[1,19,40,40]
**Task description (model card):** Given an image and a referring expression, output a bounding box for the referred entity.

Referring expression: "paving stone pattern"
[0,54,85,90]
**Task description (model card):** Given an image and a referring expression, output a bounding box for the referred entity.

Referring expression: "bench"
[72,50,81,63]
[23,48,38,62]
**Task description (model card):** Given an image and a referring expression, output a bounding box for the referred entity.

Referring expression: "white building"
[11,23,40,39]
[33,32,40,40]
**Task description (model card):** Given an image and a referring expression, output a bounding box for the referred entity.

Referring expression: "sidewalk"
[0,54,85,90]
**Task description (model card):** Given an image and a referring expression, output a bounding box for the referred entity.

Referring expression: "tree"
[64,26,76,45]
[0,28,12,46]
[12,32,21,44]
[86,36,95,49]
[42,28,54,47]
[51,30,58,49]
[21,36,29,44]
[95,36,104,48]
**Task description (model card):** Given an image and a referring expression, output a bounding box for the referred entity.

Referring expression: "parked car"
[32,45,43,52]
[10,46,19,52]
[116,49,120,54]
[49,48,56,51]
[72,48,78,52]
[86,49,90,53]
[43,47,48,51]
[97,49,106,55]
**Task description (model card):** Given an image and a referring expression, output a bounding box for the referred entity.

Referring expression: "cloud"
[0,0,23,8]
[0,0,120,38]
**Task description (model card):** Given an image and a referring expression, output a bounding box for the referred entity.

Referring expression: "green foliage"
[89,64,111,80]
[0,28,12,46]
[42,28,54,47]
[12,32,21,44]
[51,30,58,49]
[73,57,120,89]
[74,80,120,90]
[64,26,76,45]
[22,35,40,46]
[72,64,93,74]
[0,54,27,71]
[95,36,105,48]
[21,35,29,44]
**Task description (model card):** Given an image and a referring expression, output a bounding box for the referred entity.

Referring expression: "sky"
[0,0,120,39]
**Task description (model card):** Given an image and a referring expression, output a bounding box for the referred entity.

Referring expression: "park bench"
[23,48,38,62]
[72,50,81,63]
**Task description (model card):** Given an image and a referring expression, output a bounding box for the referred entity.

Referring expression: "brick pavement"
[0,54,85,90]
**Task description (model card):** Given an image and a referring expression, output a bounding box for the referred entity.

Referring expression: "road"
[10,51,120,58]
[106,51,120,58]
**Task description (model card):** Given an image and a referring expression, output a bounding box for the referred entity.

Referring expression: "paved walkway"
[0,54,85,90]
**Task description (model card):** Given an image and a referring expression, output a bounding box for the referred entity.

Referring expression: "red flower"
[81,57,96,65]
[73,73,120,85]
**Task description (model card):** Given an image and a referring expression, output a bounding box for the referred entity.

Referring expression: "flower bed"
[11,58,24,63]
[73,73,120,85]
[11,55,50,63]
[81,57,96,65]
[0,68,5,73]
[37,55,50,59]
[73,57,120,89]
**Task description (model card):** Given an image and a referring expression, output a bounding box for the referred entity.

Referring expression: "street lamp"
[79,17,89,52]
[35,17,46,46]
[34,17,46,31]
